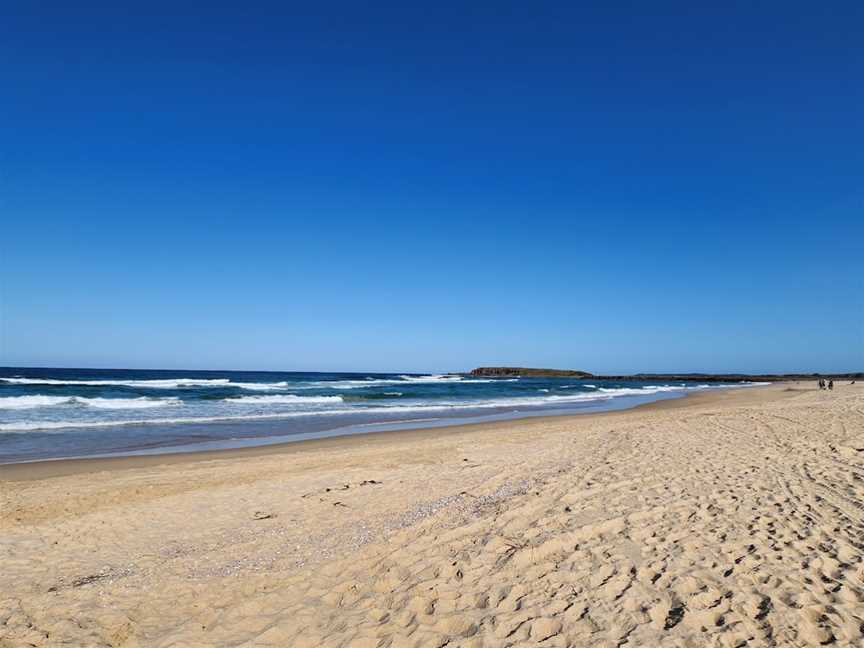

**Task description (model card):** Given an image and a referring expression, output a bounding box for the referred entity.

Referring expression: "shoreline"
[4,381,861,647]
[0,368,785,468]
[0,382,786,481]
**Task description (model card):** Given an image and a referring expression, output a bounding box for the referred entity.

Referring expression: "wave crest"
[0,395,71,409]
[0,395,178,410]
[0,377,291,391]
[223,395,343,405]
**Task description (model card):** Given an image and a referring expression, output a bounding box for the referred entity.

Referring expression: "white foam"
[0,381,764,433]
[0,377,290,390]
[397,374,462,382]
[0,395,180,410]
[1,377,230,388]
[307,375,505,389]
[597,386,680,396]
[0,392,630,431]
[222,382,291,391]
[0,395,72,409]
[308,379,405,389]
[76,397,179,410]
[223,395,343,405]
[0,416,286,432]
[395,374,512,384]
[0,405,472,432]
[1,375,510,390]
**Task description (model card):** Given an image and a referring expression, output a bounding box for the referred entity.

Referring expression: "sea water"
[0,367,761,463]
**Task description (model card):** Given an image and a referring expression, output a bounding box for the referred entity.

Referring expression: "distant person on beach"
[828,380,834,390]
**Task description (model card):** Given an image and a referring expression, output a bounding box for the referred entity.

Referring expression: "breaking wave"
[0,395,72,409]
[0,377,294,391]
[0,395,178,410]
[223,395,343,405]
[0,383,729,432]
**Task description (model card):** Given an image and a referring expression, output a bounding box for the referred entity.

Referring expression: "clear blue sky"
[2,1,862,374]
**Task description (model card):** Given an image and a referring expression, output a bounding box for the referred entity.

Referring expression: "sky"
[2,1,862,374]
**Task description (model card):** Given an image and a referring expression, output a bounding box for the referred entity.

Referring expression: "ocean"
[0,367,761,463]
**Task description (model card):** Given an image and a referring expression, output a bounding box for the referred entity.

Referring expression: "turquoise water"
[0,368,758,463]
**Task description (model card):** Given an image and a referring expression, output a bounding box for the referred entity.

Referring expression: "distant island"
[470,367,594,378]
[469,367,863,382]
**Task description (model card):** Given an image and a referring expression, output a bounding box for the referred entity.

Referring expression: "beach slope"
[2,383,863,647]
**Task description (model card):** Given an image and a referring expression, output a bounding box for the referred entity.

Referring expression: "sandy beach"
[2,382,863,647]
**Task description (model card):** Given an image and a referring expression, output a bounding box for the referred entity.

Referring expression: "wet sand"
[2,382,863,647]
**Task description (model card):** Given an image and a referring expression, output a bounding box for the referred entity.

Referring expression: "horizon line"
[1,365,861,377]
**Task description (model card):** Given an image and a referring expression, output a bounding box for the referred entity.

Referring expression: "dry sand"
[2,382,863,647]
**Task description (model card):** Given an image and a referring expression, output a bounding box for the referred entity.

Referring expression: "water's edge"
[0,388,698,465]
[1,367,768,464]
